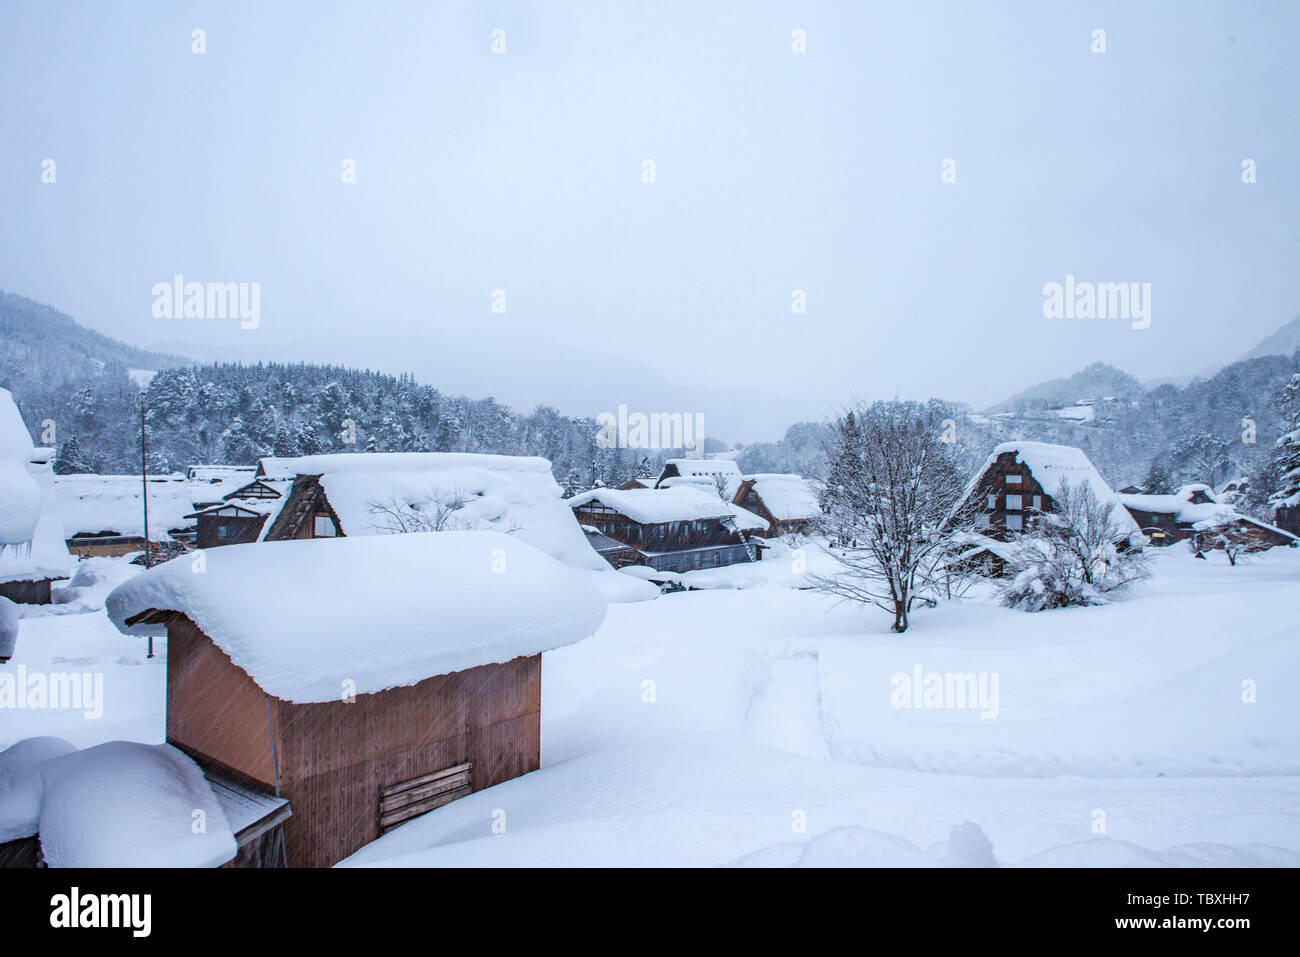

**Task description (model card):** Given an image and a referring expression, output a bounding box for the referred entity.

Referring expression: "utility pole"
[140,394,153,659]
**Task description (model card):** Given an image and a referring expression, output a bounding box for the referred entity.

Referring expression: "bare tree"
[1192,516,1263,566]
[712,471,731,501]
[812,401,971,633]
[367,489,471,533]
[999,478,1151,610]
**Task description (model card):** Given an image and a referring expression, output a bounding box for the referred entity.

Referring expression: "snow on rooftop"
[255,452,608,572]
[568,486,767,530]
[36,741,236,867]
[106,530,607,703]
[742,474,820,522]
[1118,485,1231,525]
[54,474,197,539]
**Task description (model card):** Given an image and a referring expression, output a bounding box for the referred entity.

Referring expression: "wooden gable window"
[379,762,472,834]
[1005,474,1022,484]
[312,514,337,537]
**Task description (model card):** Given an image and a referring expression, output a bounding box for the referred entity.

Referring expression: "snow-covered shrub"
[998,478,1150,611]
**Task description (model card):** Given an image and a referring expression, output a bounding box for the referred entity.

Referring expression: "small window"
[1005,494,1022,511]
[1005,474,1022,484]
[1032,496,1042,510]
[217,525,235,539]
[313,515,337,537]
[987,494,997,509]
[1006,514,1023,531]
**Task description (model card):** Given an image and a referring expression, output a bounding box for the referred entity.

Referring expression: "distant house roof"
[1119,484,1228,525]
[54,474,197,539]
[569,486,768,531]
[186,465,258,483]
[657,458,743,498]
[107,530,607,703]
[254,452,607,572]
[738,474,820,522]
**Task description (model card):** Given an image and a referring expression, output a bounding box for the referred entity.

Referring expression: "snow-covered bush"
[999,478,1150,611]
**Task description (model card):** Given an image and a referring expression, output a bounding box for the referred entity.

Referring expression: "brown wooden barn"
[106,529,605,867]
[568,486,766,573]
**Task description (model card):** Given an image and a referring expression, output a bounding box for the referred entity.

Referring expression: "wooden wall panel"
[166,616,279,788]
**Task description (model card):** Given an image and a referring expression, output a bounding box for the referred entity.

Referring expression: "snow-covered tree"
[1192,515,1262,567]
[999,478,1151,611]
[1141,458,1173,495]
[811,401,970,633]
[1266,371,1300,517]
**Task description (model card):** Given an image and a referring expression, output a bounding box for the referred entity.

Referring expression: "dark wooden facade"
[161,614,541,868]
[571,498,759,573]
[0,579,51,605]
[965,451,1051,540]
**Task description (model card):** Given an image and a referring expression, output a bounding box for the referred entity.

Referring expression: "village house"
[568,485,766,573]
[183,453,610,575]
[732,473,821,537]
[0,389,71,603]
[1119,484,1299,551]
[947,441,1144,574]
[106,530,605,867]
[54,473,198,557]
[655,457,744,499]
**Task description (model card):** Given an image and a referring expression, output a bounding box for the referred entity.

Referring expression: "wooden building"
[732,474,820,537]
[1116,484,1297,551]
[568,486,766,573]
[948,442,1144,565]
[55,474,197,558]
[107,530,605,867]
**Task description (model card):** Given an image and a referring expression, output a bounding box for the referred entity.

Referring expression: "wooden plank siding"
[163,614,542,867]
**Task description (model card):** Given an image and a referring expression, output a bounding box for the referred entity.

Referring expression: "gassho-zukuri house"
[105,530,606,867]
[732,473,821,537]
[568,486,767,573]
[948,440,1145,574]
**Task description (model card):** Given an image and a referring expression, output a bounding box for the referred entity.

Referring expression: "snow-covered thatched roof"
[107,530,607,703]
[959,440,1142,540]
[54,474,198,539]
[0,388,71,584]
[568,486,768,531]
[658,458,743,498]
[740,474,820,522]
[1118,484,1228,525]
[255,452,607,571]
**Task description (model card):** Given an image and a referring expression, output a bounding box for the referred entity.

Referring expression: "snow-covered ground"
[4,545,1299,867]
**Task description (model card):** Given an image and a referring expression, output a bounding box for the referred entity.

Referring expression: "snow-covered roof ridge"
[106,530,607,703]
[252,451,608,572]
[54,474,198,539]
[257,451,555,478]
[1118,485,1229,524]
[663,458,742,475]
[569,486,767,530]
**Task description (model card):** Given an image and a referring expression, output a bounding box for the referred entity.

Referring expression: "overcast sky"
[1,1,1297,442]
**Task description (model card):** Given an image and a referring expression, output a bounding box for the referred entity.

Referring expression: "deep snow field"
[4,546,1299,867]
